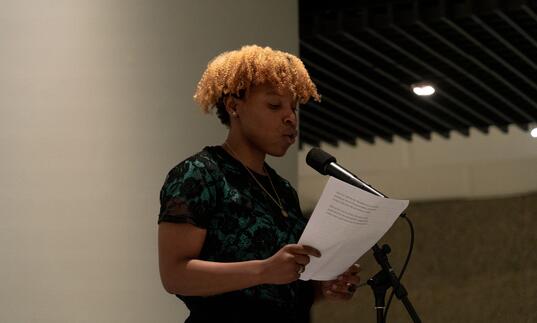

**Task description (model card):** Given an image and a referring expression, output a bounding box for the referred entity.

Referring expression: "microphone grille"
[306,148,336,175]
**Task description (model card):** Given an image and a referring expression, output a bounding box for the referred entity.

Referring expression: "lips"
[284,129,298,138]
[284,130,297,144]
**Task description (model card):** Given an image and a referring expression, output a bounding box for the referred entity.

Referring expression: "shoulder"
[160,147,225,197]
[167,147,221,179]
[158,148,223,226]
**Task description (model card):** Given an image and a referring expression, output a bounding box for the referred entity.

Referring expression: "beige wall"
[0,1,298,322]
[311,191,537,323]
[299,125,537,210]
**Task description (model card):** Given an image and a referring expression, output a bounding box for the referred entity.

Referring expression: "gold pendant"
[281,209,288,217]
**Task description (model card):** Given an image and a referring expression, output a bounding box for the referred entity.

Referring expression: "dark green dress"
[158,146,314,323]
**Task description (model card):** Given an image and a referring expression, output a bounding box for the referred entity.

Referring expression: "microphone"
[305,147,387,198]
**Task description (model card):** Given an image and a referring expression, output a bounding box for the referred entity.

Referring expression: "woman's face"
[232,83,298,157]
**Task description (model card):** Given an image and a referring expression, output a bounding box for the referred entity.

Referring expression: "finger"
[345,263,361,275]
[343,281,357,293]
[293,254,310,266]
[288,244,321,257]
[337,274,361,285]
[328,281,356,295]
[339,263,360,276]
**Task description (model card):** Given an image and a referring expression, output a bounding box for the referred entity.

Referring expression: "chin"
[269,151,286,157]
[267,145,290,157]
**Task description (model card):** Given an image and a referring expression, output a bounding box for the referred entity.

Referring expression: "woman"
[158,45,360,323]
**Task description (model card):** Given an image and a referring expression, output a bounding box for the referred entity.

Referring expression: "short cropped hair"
[193,45,320,125]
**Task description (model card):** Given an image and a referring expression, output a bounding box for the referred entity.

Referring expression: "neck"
[223,134,266,175]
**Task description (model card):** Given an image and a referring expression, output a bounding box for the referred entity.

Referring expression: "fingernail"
[331,284,338,290]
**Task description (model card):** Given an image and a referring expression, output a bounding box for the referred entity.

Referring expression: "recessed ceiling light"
[531,127,537,138]
[411,82,435,96]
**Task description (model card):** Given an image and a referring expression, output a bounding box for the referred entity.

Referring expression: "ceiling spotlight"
[411,82,435,96]
[531,127,537,138]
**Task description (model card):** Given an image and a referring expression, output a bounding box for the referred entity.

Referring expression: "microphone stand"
[332,165,421,322]
[368,228,421,323]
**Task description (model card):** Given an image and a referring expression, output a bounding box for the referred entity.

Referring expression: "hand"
[261,244,321,285]
[319,263,361,301]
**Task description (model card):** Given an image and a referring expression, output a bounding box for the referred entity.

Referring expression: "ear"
[224,96,240,118]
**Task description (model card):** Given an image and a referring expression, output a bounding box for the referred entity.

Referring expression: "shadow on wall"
[308,191,537,323]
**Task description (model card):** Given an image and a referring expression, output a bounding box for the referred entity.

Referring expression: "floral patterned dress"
[158,146,314,323]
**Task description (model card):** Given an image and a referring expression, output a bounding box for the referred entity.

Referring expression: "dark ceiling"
[298,0,537,148]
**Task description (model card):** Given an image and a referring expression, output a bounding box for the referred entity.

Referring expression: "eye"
[268,102,281,109]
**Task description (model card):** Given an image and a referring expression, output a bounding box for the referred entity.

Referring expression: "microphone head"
[306,148,337,175]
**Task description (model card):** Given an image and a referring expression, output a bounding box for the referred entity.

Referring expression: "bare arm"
[158,222,321,296]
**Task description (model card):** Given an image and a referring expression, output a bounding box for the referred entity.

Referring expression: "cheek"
[244,122,272,142]
[243,111,277,133]
[242,119,284,149]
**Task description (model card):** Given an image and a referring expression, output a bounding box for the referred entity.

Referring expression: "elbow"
[160,275,187,295]
[159,268,184,295]
[160,274,199,296]
[161,281,177,295]
[159,259,189,295]
[160,276,216,297]
[159,260,212,297]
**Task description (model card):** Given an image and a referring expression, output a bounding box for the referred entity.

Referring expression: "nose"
[283,107,297,127]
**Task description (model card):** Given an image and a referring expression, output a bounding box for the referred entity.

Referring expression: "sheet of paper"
[298,177,409,281]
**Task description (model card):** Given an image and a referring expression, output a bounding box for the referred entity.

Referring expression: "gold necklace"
[223,142,288,218]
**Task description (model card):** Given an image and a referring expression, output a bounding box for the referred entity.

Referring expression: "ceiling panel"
[299,0,537,148]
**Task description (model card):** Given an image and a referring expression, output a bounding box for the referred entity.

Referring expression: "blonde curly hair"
[193,45,320,125]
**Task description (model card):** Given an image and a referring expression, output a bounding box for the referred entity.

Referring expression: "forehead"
[249,83,294,99]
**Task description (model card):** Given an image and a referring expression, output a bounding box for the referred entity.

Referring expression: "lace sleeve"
[158,159,217,228]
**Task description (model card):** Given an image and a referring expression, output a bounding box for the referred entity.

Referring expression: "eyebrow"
[266,90,298,107]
